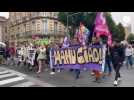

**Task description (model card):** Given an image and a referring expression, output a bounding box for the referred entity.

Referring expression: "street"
[1,64,134,87]
[0,66,55,87]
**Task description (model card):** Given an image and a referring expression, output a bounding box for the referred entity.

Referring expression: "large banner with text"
[50,45,106,71]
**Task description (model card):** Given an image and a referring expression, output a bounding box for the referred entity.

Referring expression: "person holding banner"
[50,44,55,75]
[50,43,59,75]
[62,36,70,48]
[100,36,112,77]
[90,37,103,82]
[69,37,81,79]
[103,44,112,77]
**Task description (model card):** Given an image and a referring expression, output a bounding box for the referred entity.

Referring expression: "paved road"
[1,64,134,87]
[0,66,55,87]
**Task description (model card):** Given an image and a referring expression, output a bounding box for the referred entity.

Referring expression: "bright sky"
[0,12,9,18]
[0,12,134,32]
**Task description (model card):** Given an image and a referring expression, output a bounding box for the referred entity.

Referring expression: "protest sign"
[50,45,106,71]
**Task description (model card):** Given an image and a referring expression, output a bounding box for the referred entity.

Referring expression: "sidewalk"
[2,64,134,87]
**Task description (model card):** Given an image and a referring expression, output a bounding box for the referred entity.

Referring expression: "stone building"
[8,12,66,47]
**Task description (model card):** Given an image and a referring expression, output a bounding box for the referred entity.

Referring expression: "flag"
[75,22,90,45]
[94,12,112,46]
[62,36,70,48]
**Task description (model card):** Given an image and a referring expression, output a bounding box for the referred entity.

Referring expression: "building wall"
[8,12,65,46]
[0,17,8,42]
[0,24,2,41]
[125,24,132,40]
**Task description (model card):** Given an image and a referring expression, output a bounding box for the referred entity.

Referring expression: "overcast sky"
[0,12,134,32]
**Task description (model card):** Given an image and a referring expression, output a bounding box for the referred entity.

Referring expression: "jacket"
[110,45,125,64]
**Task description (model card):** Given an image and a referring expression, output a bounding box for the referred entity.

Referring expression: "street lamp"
[66,12,92,38]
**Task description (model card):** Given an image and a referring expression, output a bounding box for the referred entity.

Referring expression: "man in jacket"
[110,40,125,86]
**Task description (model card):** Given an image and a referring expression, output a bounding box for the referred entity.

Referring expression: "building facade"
[125,24,132,40]
[8,12,66,47]
[0,16,8,42]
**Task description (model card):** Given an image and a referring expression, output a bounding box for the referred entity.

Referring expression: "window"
[54,22,58,34]
[5,27,7,33]
[44,12,47,17]
[32,12,38,17]
[44,20,48,33]
[32,21,35,24]
[31,21,36,32]
[54,12,58,18]
[23,24,26,34]
[19,24,23,33]
[50,12,53,17]
[26,23,30,32]
[17,26,20,33]
[36,21,41,32]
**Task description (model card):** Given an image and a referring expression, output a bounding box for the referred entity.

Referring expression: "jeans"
[126,56,133,68]
[104,57,112,73]
[75,69,80,79]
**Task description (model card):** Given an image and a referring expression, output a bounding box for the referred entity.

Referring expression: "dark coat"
[110,45,125,64]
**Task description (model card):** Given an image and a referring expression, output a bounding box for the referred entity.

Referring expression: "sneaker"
[50,72,55,75]
[91,72,95,76]
[36,71,41,74]
[114,80,118,86]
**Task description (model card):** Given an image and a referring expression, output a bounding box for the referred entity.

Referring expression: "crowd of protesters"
[0,37,134,86]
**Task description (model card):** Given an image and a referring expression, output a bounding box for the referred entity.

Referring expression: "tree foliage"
[127,33,134,43]
[116,23,126,41]
[58,12,125,41]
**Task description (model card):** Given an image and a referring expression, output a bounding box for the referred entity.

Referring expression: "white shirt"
[125,47,133,56]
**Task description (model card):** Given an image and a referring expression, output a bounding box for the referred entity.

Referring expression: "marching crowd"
[0,37,134,86]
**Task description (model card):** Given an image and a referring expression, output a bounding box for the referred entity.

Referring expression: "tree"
[127,33,134,43]
[105,13,119,40]
[58,12,125,41]
[58,12,96,38]
[116,23,126,41]
[105,13,125,42]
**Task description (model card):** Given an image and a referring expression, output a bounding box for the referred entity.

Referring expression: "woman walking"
[37,45,46,74]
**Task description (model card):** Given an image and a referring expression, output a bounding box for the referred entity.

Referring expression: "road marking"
[11,81,35,87]
[0,77,24,86]
[0,71,9,75]
[8,70,27,77]
[0,67,56,87]
[0,73,16,79]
